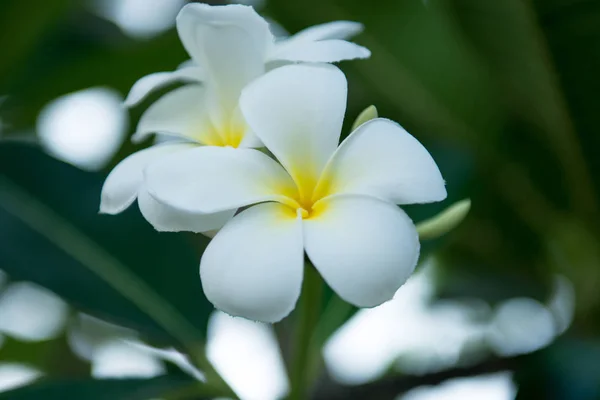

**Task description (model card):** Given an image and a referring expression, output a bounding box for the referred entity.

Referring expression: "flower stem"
[289,262,323,400]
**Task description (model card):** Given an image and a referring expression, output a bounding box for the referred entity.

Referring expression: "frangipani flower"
[100,3,369,233]
[144,64,447,322]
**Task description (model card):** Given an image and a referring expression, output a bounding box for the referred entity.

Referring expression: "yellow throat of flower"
[201,122,245,148]
[278,167,333,220]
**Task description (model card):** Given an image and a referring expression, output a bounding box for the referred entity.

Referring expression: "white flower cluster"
[101,4,446,323]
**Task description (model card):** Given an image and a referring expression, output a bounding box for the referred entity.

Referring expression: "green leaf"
[441,0,600,312]
[350,105,378,131]
[0,375,203,400]
[0,143,213,345]
[265,0,501,144]
[0,335,88,378]
[0,0,73,87]
[515,338,600,400]
[2,14,186,135]
[448,0,597,220]
[416,198,471,240]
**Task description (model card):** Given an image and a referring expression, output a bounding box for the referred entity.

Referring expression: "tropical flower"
[100,3,370,233]
[144,64,447,322]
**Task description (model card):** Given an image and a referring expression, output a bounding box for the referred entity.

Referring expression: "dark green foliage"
[0,143,214,343]
[2,0,600,397]
[0,375,198,400]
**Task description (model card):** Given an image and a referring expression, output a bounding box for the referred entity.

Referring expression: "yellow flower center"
[199,120,246,148]
[278,168,332,220]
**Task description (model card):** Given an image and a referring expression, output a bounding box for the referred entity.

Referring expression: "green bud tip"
[416,198,471,240]
[351,105,378,131]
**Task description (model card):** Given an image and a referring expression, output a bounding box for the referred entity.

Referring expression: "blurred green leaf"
[532,0,600,211]
[2,13,187,135]
[0,374,202,400]
[266,0,501,145]
[532,0,600,333]
[441,0,600,320]
[0,143,214,345]
[0,0,73,86]
[546,217,600,325]
[416,198,471,240]
[436,186,551,304]
[515,338,600,400]
[449,0,597,220]
[0,334,87,378]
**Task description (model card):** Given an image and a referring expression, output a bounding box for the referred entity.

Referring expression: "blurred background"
[0,0,599,399]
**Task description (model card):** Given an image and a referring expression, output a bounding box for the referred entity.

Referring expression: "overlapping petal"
[145,147,297,214]
[137,188,234,234]
[315,118,447,204]
[304,195,420,308]
[269,40,370,63]
[124,66,204,108]
[269,20,369,63]
[228,106,263,149]
[176,3,272,113]
[133,85,217,145]
[100,143,194,214]
[240,64,347,199]
[200,202,304,322]
[285,21,364,42]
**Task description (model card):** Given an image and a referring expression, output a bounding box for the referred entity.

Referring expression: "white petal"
[304,195,419,308]
[269,21,364,64]
[178,59,196,69]
[287,21,364,42]
[145,146,297,214]
[124,341,205,382]
[238,128,263,148]
[240,64,346,198]
[269,40,370,63]
[137,188,234,233]
[176,3,271,111]
[100,143,194,214]
[315,118,446,205]
[124,67,204,108]
[133,85,215,145]
[201,202,304,322]
[230,105,263,149]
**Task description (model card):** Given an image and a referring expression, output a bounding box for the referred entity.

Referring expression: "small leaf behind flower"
[416,198,471,240]
[350,105,378,131]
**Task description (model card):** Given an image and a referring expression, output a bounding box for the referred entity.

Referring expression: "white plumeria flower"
[144,64,447,323]
[100,3,370,234]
